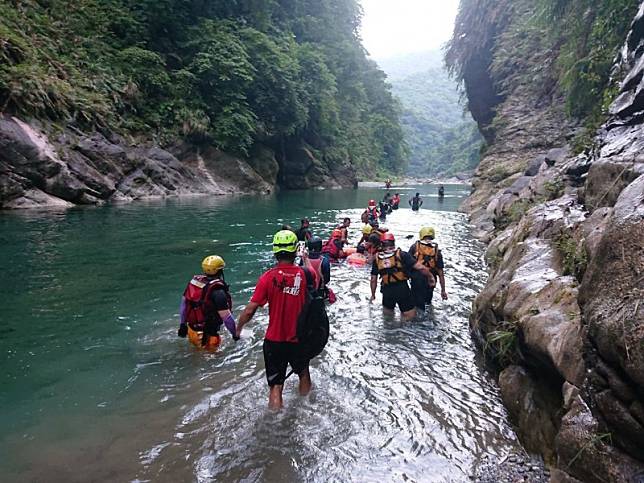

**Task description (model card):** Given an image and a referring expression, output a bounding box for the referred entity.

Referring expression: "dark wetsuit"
[296,227,312,241]
[409,196,423,211]
[371,250,416,312]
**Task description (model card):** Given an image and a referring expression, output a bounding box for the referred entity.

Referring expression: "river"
[0,184,523,482]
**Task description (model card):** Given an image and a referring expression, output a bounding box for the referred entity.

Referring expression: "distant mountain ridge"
[376,50,482,176]
[375,50,444,80]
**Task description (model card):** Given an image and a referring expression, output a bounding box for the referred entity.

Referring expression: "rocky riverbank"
[456,3,644,482]
[0,115,357,209]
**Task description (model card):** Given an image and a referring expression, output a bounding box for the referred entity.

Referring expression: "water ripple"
[135,205,520,482]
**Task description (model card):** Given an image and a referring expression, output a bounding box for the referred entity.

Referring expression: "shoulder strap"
[199,279,216,304]
[302,266,316,294]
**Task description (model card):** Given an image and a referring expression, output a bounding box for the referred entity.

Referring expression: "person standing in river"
[336,217,351,245]
[391,193,401,210]
[370,233,433,320]
[296,218,312,242]
[409,193,423,211]
[408,227,448,311]
[237,230,314,409]
[307,235,331,288]
[178,255,238,351]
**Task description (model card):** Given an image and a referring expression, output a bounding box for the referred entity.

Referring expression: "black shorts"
[263,340,310,386]
[381,281,415,313]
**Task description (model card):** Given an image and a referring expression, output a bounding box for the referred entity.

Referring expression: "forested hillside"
[378,51,482,177]
[0,0,406,180]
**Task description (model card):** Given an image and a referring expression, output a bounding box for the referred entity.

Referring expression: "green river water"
[0,185,523,482]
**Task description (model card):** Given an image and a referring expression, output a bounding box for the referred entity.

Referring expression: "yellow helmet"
[202,255,225,275]
[362,225,373,235]
[419,226,435,239]
[272,230,298,253]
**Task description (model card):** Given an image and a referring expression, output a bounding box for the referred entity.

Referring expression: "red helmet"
[331,228,343,239]
[381,232,395,243]
[368,199,376,207]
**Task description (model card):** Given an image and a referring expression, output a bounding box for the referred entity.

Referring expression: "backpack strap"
[302,266,315,294]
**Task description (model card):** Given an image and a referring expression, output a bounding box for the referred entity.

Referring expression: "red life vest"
[182,275,232,331]
[321,239,343,260]
[308,258,323,288]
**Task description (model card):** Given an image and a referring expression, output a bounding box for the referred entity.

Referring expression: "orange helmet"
[331,228,343,239]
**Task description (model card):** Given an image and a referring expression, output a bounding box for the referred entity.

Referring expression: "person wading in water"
[236,230,317,409]
[370,233,433,321]
[178,255,238,351]
[408,226,448,312]
[409,193,423,211]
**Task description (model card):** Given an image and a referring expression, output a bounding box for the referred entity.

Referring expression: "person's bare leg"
[382,307,395,317]
[268,385,284,410]
[402,308,416,321]
[298,367,312,396]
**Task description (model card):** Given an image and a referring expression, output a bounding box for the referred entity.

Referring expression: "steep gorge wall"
[451,1,644,481]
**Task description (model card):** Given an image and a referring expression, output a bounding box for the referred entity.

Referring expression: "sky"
[359,0,460,60]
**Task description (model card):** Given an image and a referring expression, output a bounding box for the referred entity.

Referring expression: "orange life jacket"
[415,241,438,271]
[376,249,409,285]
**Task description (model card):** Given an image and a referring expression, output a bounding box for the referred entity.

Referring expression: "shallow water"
[0,185,521,482]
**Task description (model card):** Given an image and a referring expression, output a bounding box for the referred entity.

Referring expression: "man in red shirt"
[236,230,313,409]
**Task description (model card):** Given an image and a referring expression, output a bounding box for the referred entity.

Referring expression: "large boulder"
[247,143,280,186]
[278,140,356,190]
[579,174,644,460]
[583,155,644,211]
[0,115,276,209]
[498,365,560,463]
[555,395,644,483]
[581,174,644,388]
[473,197,587,386]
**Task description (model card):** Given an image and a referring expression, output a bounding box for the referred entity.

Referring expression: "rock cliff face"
[0,116,357,209]
[460,3,644,482]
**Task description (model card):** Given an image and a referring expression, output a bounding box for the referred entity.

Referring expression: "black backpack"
[296,267,330,360]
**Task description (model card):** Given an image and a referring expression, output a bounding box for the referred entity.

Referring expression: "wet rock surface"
[498,366,559,463]
[472,451,549,483]
[461,2,644,482]
[0,115,355,209]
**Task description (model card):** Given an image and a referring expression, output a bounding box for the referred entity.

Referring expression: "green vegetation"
[555,232,588,282]
[0,0,406,174]
[495,199,533,230]
[484,322,518,367]
[543,179,564,200]
[382,51,482,176]
[446,0,640,150]
[567,432,612,468]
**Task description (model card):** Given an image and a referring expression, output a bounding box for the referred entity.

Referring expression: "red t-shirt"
[250,263,308,342]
